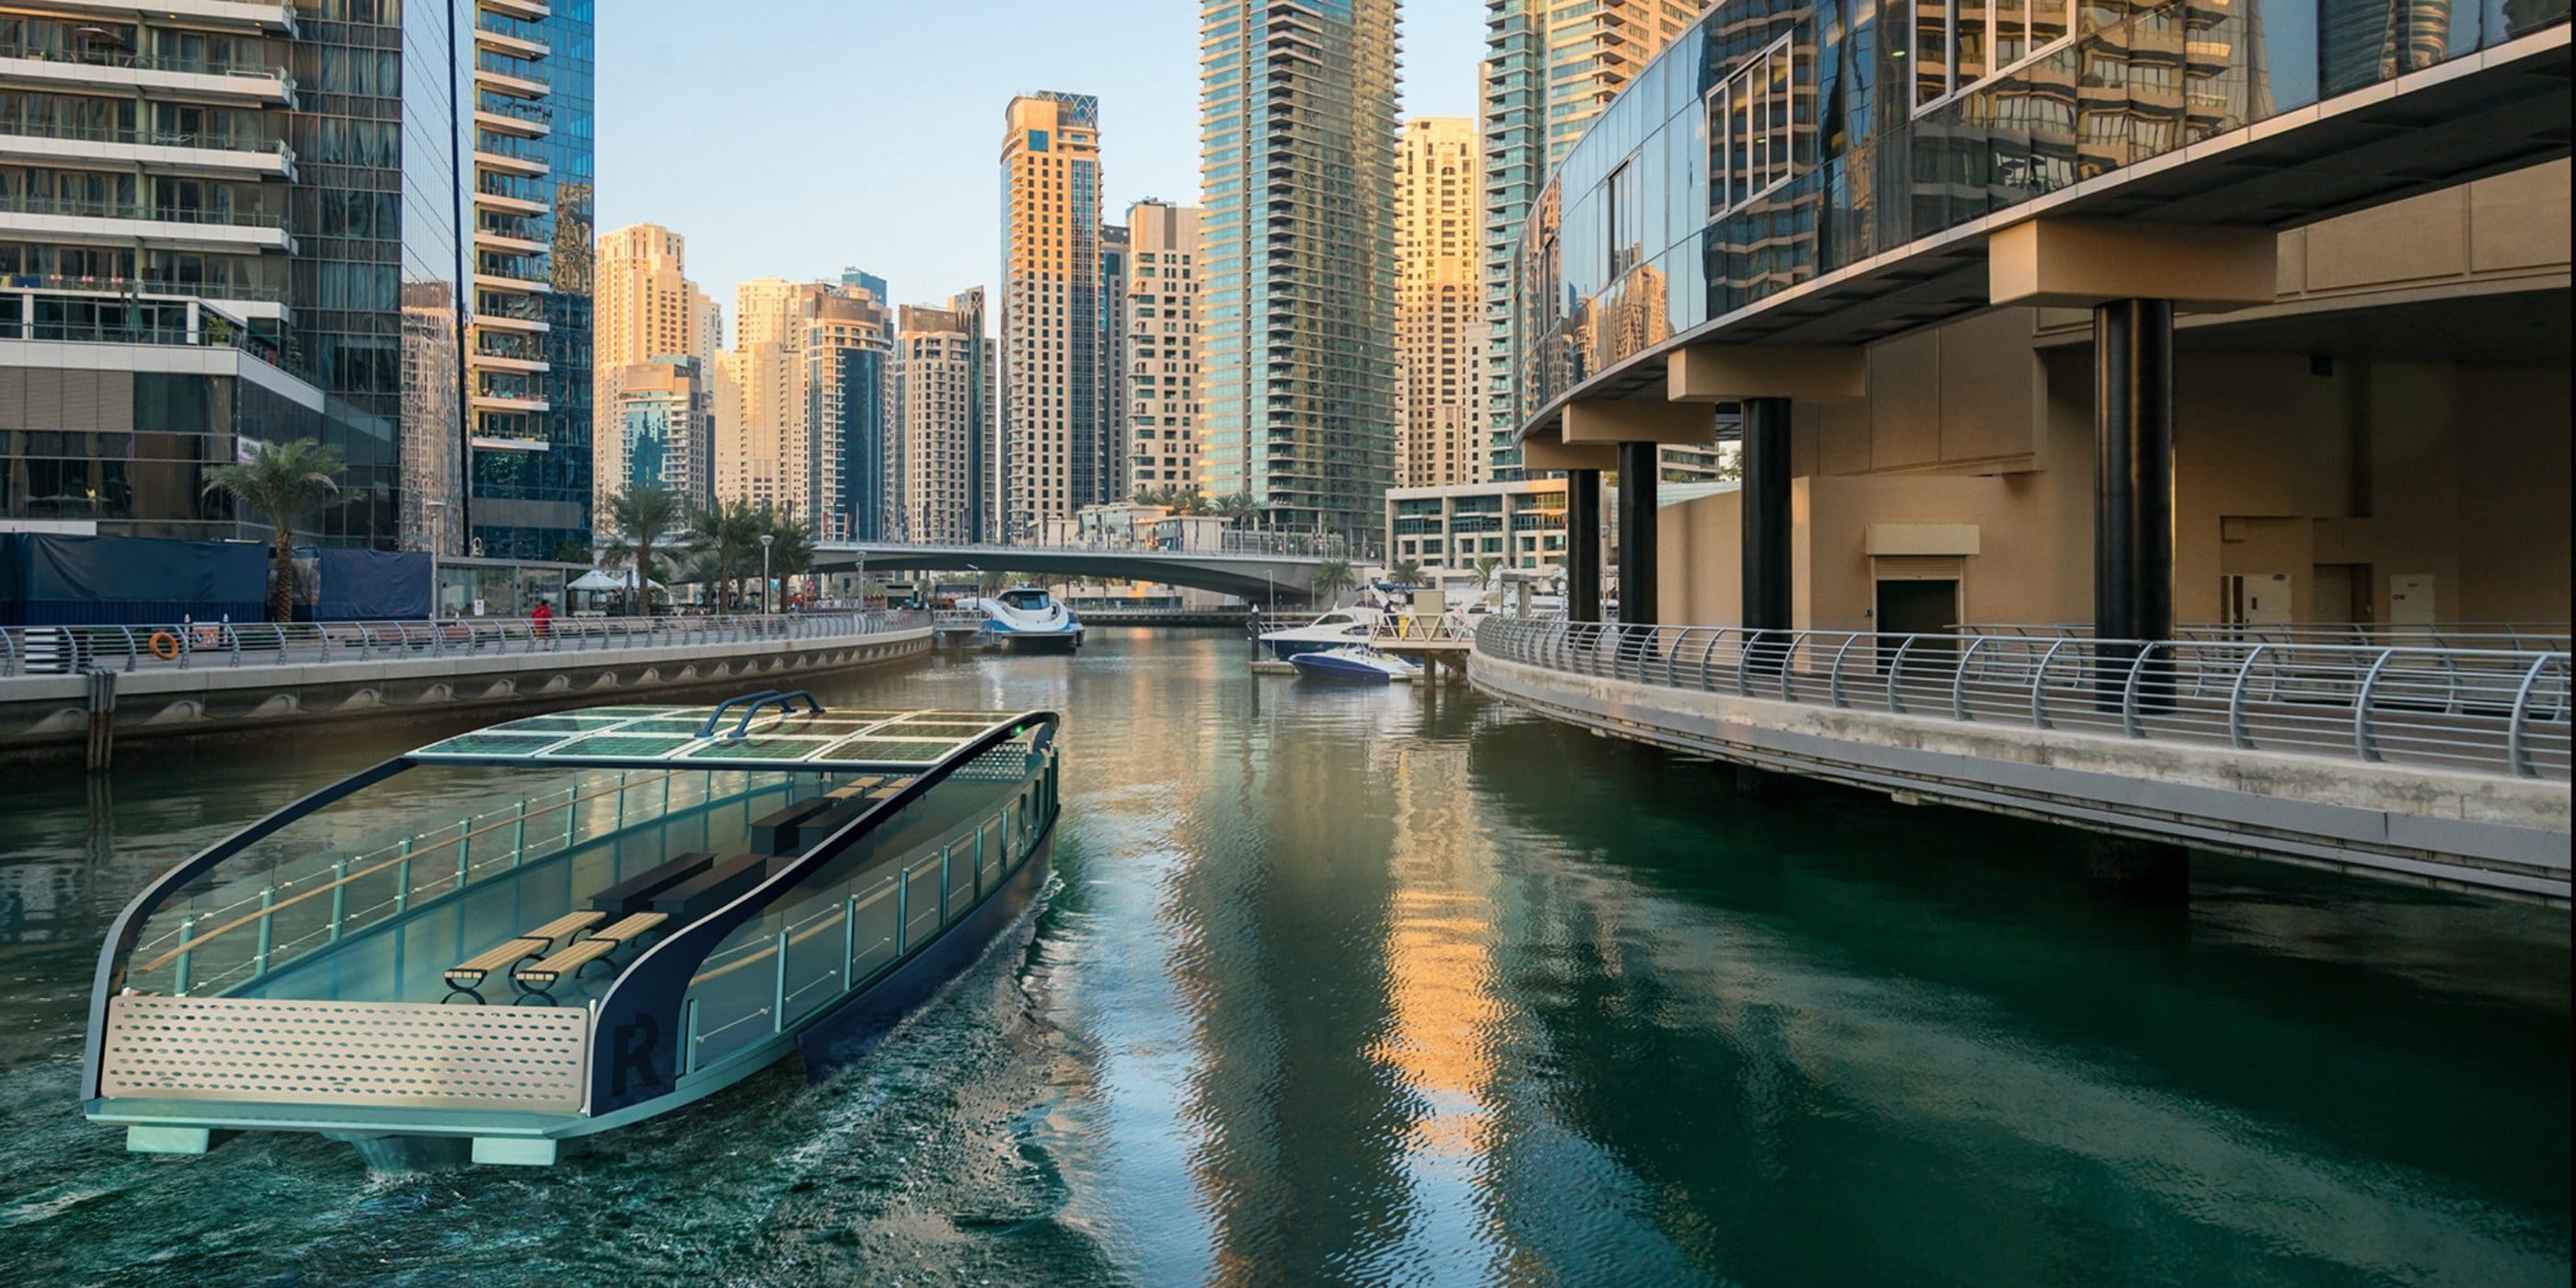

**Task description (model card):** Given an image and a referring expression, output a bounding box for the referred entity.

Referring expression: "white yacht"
[971,586,1085,651]
[1257,605,1385,661]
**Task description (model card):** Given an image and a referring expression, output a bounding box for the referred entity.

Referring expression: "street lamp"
[759,533,775,616]
[421,500,453,618]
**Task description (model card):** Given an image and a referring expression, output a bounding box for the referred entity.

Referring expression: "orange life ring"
[148,630,181,661]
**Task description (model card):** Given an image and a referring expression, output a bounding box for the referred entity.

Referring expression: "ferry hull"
[986,628,1084,653]
[797,824,1055,1076]
[1290,653,1410,684]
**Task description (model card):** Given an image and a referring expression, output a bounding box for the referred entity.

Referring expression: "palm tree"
[762,509,816,604]
[687,498,765,612]
[201,438,344,622]
[1311,557,1354,606]
[977,569,1010,596]
[1389,558,1424,587]
[601,485,686,615]
[1473,556,1502,590]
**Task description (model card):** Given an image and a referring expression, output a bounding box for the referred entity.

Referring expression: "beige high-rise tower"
[997,92,1104,542]
[594,224,717,506]
[896,290,992,544]
[1123,201,1202,494]
[1395,119,1482,489]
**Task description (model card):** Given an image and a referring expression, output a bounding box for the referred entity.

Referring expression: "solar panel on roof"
[406,703,1041,770]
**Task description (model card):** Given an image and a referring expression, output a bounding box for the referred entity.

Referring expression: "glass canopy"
[409,703,1033,770]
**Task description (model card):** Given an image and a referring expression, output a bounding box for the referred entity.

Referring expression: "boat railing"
[678,745,1059,1075]
[1,610,926,677]
[117,766,798,998]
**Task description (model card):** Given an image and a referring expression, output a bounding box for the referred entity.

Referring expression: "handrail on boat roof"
[697,689,783,738]
[726,690,825,739]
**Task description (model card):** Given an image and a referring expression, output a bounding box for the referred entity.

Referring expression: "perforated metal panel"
[101,995,589,1114]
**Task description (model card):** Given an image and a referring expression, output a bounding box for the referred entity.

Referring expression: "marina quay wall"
[0,623,932,762]
[1468,651,2571,903]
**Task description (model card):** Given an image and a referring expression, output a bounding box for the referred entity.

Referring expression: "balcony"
[473,225,545,255]
[470,348,547,374]
[0,121,295,179]
[481,0,550,18]
[474,26,549,61]
[31,2,295,35]
[473,52,546,98]
[472,179,545,216]
[471,392,551,415]
[474,145,549,178]
[0,193,293,253]
[0,46,296,107]
[475,105,549,139]
[474,270,551,296]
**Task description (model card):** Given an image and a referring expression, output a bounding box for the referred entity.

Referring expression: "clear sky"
[597,2,1485,329]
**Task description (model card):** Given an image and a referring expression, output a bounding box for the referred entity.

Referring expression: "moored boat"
[1257,606,1385,661]
[80,692,1061,1167]
[971,586,1085,651]
[1289,644,1422,684]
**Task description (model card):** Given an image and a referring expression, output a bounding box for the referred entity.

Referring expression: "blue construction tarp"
[1,533,268,626]
[298,547,432,621]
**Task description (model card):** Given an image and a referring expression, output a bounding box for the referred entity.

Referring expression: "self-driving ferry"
[971,585,1085,651]
[80,692,1060,1167]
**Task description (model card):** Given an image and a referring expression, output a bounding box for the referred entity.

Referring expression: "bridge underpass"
[814,542,1330,603]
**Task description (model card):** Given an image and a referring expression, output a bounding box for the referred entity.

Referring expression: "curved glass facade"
[1512,0,2570,426]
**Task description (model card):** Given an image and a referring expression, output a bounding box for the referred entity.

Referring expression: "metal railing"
[930,609,983,630]
[1476,618,2573,781]
[1,610,925,678]
[1369,614,1476,646]
[1964,622,2574,652]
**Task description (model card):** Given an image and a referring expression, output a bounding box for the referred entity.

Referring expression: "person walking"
[531,598,554,639]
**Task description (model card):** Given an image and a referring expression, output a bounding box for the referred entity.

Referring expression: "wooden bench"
[590,851,716,915]
[441,910,603,1004]
[512,912,669,1003]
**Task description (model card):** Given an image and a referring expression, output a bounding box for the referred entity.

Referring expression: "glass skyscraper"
[997,91,1103,542]
[1479,1,1708,480]
[466,0,594,562]
[1196,0,1400,543]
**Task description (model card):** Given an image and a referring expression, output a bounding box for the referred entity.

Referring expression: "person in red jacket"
[530,598,553,639]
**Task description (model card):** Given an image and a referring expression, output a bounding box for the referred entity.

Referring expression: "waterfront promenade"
[1472,618,2573,902]
[0,612,931,761]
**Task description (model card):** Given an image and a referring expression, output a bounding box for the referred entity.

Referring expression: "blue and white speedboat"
[1258,606,1384,661]
[1289,644,1421,684]
[80,693,1061,1167]
[972,585,1085,651]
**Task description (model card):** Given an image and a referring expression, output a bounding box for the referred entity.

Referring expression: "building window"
[1709,34,1797,219]
[1912,0,2075,112]
[1606,157,1642,277]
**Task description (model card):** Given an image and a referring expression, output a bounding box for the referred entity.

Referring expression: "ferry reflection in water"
[0,632,2565,1285]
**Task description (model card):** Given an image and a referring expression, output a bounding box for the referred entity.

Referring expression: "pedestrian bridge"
[1469,618,2572,903]
[816,541,1331,601]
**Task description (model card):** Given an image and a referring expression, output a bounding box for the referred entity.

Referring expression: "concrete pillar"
[1742,397,1793,636]
[1616,443,1658,624]
[1566,468,1603,622]
[2094,298,2176,651]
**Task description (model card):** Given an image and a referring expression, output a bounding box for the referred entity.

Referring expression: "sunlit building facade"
[594,223,715,508]
[895,289,991,544]
[0,0,478,551]
[1480,0,1708,481]
[998,91,1103,542]
[1123,200,1202,494]
[615,355,712,509]
[811,271,895,541]
[1196,0,1400,541]
[1396,118,1483,489]
[466,0,594,561]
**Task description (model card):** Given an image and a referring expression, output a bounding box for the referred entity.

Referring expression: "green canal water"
[0,631,2565,1285]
